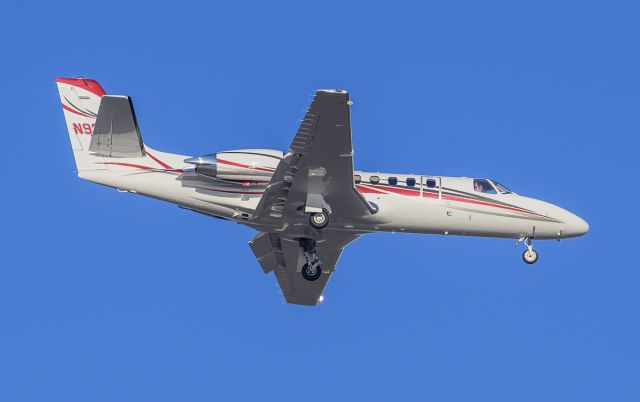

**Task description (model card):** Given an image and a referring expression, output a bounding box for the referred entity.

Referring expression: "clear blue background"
[1,1,638,401]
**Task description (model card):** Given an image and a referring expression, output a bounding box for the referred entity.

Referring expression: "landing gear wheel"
[522,249,539,264]
[301,263,322,281]
[309,211,329,229]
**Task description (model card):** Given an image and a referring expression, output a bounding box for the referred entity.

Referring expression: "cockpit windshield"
[490,179,512,194]
[473,179,497,194]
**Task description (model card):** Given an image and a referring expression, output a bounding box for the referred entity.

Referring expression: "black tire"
[522,249,539,264]
[309,211,329,229]
[301,263,322,281]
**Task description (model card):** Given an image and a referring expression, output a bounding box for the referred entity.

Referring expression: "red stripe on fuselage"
[356,184,387,194]
[363,183,542,217]
[206,188,264,195]
[99,162,156,170]
[441,194,541,216]
[217,158,275,172]
[378,186,420,197]
[146,150,181,171]
[97,162,183,173]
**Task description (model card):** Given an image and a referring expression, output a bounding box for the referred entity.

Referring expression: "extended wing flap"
[248,232,279,273]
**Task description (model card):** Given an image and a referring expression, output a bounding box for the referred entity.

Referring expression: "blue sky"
[1,1,639,401]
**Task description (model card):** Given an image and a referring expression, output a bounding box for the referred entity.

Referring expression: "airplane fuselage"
[79,156,588,241]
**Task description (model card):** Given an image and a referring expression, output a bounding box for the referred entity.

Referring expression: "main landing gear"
[304,211,329,280]
[517,237,539,264]
[300,238,323,281]
[302,262,322,281]
[309,211,329,229]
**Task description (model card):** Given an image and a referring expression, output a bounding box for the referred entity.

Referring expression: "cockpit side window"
[473,179,497,194]
[490,180,512,194]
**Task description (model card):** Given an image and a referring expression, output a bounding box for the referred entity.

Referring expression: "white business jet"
[57,78,589,305]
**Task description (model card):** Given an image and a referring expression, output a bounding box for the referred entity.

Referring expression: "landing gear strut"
[300,238,323,281]
[517,237,539,264]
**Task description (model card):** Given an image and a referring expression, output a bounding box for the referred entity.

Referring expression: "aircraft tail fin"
[56,78,149,173]
[56,78,107,171]
[57,77,188,181]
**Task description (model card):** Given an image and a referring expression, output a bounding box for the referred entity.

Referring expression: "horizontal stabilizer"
[89,96,146,158]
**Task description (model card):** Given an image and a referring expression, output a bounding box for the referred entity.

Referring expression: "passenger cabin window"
[370,176,380,184]
[426,179,436,188]
[406,178,416,187]
[354,175,361,184]
[388,177,398,185]
[473,179,497,194]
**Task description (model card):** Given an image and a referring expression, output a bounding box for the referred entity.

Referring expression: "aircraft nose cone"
[564,213,589,238]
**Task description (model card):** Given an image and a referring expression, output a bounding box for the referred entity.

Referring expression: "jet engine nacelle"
[184,149,283,181]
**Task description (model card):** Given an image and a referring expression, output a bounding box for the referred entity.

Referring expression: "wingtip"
[316,89,348,94]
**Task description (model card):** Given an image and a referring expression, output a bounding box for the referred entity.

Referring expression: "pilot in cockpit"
[474,180,487,193]
[474,179,497,194]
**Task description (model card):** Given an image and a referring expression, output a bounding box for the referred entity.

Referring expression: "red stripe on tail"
[56,78,106,96]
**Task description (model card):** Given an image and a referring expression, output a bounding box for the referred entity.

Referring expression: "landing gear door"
[420,176,441,199]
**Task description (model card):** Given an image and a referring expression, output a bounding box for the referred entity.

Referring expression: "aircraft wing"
[249,231,359,305]
[254,90,375,228]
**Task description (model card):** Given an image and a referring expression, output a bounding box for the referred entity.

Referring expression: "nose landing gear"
[517,237,539,264]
